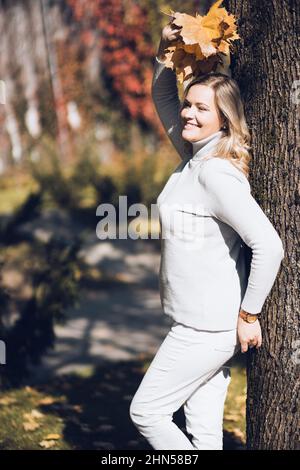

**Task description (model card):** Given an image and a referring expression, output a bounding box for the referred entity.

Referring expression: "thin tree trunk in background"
[30,0,49,76]
[17,0,41,139]
[225,0,299,449]
[40,0,72,164]
[0,3,23,167]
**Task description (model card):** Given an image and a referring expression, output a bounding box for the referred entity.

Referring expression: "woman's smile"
[183,122,200,129]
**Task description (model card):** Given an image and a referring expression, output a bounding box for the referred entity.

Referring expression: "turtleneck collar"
[190,130,224,162]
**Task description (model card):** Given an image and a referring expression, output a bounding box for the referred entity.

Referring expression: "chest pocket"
[159,202,209,250]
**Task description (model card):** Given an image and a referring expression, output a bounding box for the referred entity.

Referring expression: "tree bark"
[225,0,300,450]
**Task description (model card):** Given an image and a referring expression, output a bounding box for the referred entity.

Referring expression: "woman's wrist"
[239,309,259,323]
[157,37,170,61]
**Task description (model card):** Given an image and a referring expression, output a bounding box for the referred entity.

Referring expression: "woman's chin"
[182,129,202,141]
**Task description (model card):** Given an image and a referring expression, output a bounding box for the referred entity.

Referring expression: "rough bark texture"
[224,0,300,450]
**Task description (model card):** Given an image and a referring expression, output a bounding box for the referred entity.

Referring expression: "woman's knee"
[129,400,170,430]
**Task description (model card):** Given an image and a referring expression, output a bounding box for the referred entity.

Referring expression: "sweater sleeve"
[151,56,191,161]
[201,159,285,314]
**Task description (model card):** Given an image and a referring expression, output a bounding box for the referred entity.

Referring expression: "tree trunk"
[225,0,300,449]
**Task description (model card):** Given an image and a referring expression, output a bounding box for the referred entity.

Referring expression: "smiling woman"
[129,18,284,451]
[180,84,226,143]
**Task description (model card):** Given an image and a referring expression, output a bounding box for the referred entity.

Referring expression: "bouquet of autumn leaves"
[160,0,240,84]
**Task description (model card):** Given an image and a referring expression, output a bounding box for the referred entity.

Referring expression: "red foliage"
[67,0,162,130]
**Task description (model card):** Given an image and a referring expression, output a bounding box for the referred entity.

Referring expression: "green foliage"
[0,184,82,388]
[29,135,78,209]
[0,235,81,388]
[0,192,42,244]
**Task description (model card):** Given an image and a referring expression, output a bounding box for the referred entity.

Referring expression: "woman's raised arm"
[151,31,191,161]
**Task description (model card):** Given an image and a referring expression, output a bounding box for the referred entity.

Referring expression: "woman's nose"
[183,106,195,119]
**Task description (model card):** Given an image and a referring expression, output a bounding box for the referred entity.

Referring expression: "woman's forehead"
[186,84,215,103]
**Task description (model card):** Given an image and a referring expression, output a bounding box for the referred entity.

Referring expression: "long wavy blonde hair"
[180,72,252,178]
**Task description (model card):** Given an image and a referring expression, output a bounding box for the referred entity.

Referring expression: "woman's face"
[180,84,224,142]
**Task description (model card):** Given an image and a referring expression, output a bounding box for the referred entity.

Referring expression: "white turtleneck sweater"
[152,56,284,330]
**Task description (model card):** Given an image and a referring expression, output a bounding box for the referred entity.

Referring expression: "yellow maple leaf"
[159,0,240,83]
[173,12,219,57]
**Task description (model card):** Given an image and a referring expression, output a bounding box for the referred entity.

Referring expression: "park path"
[23,209,172,382]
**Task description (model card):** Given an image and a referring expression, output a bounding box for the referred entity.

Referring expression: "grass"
[0,355,246,450]
[0,386,71,450]
[0,172,39,215]
[224,363,246,445]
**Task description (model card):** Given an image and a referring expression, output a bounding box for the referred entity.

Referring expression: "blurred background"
[0,0,246,450]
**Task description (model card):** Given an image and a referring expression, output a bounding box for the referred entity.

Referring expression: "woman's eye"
[182,102,205,111]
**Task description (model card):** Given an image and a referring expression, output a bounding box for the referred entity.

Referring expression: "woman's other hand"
[237,315,262,353]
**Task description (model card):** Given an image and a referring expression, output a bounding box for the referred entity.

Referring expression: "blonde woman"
[129,21,284,450]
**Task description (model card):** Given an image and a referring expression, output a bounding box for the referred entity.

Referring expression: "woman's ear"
[220,117,228,131]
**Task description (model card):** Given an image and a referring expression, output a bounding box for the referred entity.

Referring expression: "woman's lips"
[184,123,199,129]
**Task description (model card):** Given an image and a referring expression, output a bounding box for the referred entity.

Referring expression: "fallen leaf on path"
[44,434,61,440]
[0,397,17,406]
[37,397,57,405]
[232,427,245,441]
[39,440,56,449]
[23,421,40,431]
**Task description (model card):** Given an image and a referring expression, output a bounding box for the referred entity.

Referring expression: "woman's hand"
[157,19,182,61]
[161,19,182,44]
[237,315,262,353]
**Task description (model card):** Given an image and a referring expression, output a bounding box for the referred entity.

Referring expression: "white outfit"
[130,321,239,450]
[152,56,284,330]
[129,56,284,450]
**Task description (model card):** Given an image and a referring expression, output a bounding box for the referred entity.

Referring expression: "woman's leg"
[184,365,232,450]
[129,322,238,450]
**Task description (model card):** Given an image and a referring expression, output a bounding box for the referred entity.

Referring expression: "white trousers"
[129,321,240,450]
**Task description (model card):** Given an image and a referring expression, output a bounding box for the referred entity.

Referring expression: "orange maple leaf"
[160,0,240,84]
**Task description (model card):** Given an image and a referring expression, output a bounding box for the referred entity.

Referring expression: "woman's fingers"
[162,22,182,42]
[241,336,263,352]
[256,334,262,349]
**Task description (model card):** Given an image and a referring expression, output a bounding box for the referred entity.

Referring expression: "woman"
[129,21,284,450]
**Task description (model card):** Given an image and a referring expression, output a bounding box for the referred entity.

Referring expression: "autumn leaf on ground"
[27,409,44,419]
[0,397,18,406]
[39,440,57,449]
[232,427,245,441]
[44,433,61,440]
[23,421,41,431]
[37,396,61,405]
[24,386,39,395]
[160,0,240,83]
[22,409,45,432]
[72,404,83,413]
